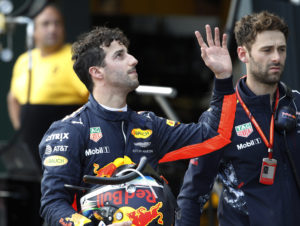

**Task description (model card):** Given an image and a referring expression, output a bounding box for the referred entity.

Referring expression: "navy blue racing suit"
[176,77,300,226]
[39,77,236,226]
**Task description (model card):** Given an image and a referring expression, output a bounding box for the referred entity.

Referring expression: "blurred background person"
[5,2,88,225]
[7,2,89,169]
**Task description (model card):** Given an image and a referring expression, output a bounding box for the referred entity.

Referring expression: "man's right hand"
[195,25,232,79]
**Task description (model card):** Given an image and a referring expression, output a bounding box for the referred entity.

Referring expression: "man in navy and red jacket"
[39,26,236,225]
[177,11,300,226]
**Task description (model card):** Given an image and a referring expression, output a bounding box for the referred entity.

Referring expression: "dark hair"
[32,2,63,19]
[234,11,288,50]
[71,26,130,92]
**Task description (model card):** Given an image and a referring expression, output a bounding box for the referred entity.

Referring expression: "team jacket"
[39,77,236,226]
[177,77,300,226]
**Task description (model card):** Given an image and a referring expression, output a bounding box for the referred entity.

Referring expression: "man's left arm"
[156,76,235,163]
[157,25,236,162]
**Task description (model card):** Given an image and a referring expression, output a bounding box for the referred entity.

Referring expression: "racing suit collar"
[87,94,148,127]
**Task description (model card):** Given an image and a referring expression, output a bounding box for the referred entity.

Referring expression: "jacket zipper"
[121,121,127,145]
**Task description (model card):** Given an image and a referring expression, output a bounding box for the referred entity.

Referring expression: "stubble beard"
[128,79,139,91]
[116,71,139,92]
[249,57,284,86]
[126,69,139,91]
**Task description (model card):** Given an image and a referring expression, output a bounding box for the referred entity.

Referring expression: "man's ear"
[89,66,103,79]
[237,46,249,63]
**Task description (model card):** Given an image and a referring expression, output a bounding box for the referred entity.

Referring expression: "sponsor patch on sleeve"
[43,155,68,166]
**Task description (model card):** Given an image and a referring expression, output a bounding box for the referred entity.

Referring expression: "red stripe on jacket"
[159,93,236,163]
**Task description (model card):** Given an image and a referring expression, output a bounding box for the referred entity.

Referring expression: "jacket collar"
[86,94,148,126]
[236,76,287,110]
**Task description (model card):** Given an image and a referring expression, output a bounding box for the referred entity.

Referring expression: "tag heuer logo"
[235,122,253,138]
[90,127,102,142]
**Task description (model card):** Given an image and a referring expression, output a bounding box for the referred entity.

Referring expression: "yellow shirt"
[10,44,89,105]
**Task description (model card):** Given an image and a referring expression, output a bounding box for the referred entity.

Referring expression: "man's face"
[34,6,65,49]
[101,40,139,92]
[247,30,286,85]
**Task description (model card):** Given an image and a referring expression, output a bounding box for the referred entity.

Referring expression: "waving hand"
[195,25,232,79]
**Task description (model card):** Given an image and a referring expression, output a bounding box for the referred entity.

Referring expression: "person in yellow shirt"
[6,3,88,226]
[7,3,89,168]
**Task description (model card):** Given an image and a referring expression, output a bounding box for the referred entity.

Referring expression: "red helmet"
[80,157,175,226]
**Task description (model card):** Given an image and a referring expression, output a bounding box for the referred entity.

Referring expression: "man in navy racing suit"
[39,26,236,226]
[176,11,300,226]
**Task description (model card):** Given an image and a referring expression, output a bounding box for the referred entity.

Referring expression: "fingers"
[195,31,207,48]
[205,25,214,47]
[214,27,220,47]
[222,33,228,49]
[195,25,224,48]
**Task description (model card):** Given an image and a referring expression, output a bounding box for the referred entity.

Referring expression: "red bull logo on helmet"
[126,202,163,226]
[93,156,134,177]
[97,188,157,207]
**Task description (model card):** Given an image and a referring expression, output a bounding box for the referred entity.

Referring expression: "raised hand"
[195,25,232,79]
